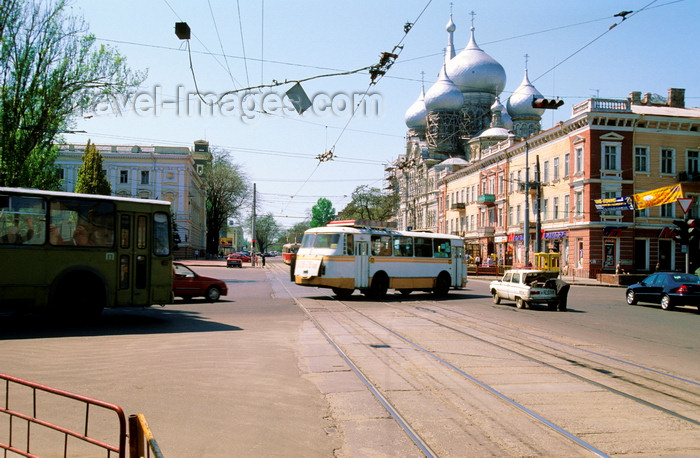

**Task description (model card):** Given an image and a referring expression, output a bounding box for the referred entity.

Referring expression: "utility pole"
[524,141,530,267]
[251,183,256,267]
[535,155,542,254]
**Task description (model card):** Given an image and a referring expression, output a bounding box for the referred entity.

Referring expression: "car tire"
[365,273,388,300]
[660,294,673,310]
[516,297,526,309]
[626,290,637,305]
[432,273,451,298]
[492,292,501,304]
[206,286,221,302]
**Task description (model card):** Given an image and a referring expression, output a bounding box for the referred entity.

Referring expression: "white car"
[489,269,560,310]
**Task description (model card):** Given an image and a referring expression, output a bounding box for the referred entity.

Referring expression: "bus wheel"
[366,273,388,300]
[332,287,353,298]
[398,289,411,296]
[53,272,105,320]
[433,273,451,298]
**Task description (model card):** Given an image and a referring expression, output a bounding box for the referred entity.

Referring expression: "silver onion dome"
[446,26,506,95]
[405,85,428,129]
[424,64,464,112]
[506,68,544,118]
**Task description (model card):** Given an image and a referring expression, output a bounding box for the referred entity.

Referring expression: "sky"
[61,0,700,229]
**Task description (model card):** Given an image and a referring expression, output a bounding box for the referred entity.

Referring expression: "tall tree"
[310,197,335,228]
[74,140,111,195]
[0,0,146,188]
[337,185,398,221]
[204,150,251,255]
[251,213,280,254]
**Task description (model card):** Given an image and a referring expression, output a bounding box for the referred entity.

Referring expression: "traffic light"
[688,219,697,244]
[673,219,691,244]
[531,97,564,109]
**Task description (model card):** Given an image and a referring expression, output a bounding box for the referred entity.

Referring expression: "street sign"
[677,197,694,215]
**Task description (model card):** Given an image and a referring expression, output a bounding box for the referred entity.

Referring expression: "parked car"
[625,272,700,311]
[229,252,251,262]
[489,269,560,310]
[173,261,228,302]
[226,254,242,268]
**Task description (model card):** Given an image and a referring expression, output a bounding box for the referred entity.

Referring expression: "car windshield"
[174,263,195,277]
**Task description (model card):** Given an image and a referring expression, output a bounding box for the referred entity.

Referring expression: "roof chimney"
[629,91,641,105]
[668,88,685,108]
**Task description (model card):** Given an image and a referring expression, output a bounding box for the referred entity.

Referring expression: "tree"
[74,140,111,195]
[310,197,335,228]
[279,221,310,245]
[337,185,398,221]
[251,213,280,253]
[0,0,146,188]
[204,151,251,255]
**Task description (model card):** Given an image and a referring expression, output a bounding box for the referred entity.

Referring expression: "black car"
[626,272,700,311]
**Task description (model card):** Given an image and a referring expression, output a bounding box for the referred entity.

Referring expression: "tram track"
[271,266,700,456]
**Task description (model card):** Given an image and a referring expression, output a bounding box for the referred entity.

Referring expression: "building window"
[660,203,674,218]
[575,147,583,174]
[553,157,560,181]
[688,150,699,175]
[564,153,570,177]
[140,170,150,185]
[508,206,513,225]
[575,191,583,216]
[553,196,559,219]
[564,195,570,217]
[635,207,648,218]
[542,199,548,221]
[120,170,128,183]
[634,147,649,172]
[509,173,515,193]
[661,148,675,174]
[498,176,504,195]
[603,144,620,171]
[516,205,521,225]
[601,191,621,216]
[543,160,550,183]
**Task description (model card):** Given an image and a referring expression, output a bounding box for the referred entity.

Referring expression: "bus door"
[116,213,151,306]
[355,241,370,288]
[453,245,465,287]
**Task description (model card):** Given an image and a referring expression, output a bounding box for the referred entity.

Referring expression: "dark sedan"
[626,272,700,311]
[173,262,228,302]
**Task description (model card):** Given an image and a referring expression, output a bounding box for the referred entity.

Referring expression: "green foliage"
[310,198,335,228]
[337,185,398,221]
[75,140,111,195]
[204,150,251,255]
[252,213,281,253]
[0,0,146,188]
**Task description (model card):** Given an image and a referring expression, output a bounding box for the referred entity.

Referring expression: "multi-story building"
[56,140,210,258]
[391,14,700,277]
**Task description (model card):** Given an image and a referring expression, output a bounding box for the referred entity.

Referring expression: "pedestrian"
[262,254,266,267]
[475,255,481,266]
[546,278,570,311]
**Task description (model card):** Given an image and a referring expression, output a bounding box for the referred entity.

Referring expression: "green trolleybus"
[0,187,173,317]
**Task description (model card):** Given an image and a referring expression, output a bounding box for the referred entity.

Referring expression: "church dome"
[405,86,428,129]
[424,66,464,112]
[446,26,506,95]
[491,97,513,130]
[506,69,544,118]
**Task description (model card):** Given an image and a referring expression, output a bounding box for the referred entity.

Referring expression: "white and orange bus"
[293,220,466,298]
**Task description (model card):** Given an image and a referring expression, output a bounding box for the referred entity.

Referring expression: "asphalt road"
[1,259,698,456]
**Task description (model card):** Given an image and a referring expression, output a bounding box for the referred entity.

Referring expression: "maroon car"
[173,262,228,302]
[228,252,251,262]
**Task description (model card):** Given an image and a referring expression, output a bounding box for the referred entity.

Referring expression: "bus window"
[345,234,354,255]
[393,236,413,257]
[120,214,130,248]
[301,233,315,248]
[136,215,147,249]
[313,233,340,249]
[371,234,392,256]
[153,212,170,256]
[433,238,451,258]
[49,199,114,247]
[414,237,432,257]
[0,194,45,245]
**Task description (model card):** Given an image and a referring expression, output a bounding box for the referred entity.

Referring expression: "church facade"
[389,14,700,277]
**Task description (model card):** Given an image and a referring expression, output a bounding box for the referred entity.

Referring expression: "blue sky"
[62,0,700,229]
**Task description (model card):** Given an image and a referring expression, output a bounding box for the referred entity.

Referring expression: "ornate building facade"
[390,14,700,277]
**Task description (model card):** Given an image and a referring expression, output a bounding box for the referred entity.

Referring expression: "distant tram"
[281,242,300,265]
[293,220,467,298]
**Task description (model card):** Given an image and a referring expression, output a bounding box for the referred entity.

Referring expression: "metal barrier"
[1,373,162,458]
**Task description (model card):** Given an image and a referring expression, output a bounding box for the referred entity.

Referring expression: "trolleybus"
[0,187,173,317]
[293,220,466,298]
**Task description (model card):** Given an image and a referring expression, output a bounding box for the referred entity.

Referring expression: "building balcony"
[477,226,495,236]
[678,171,700,182]
[450,202,466,211]
[477,194,495,206]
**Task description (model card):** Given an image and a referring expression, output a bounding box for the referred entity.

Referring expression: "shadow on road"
[0,307,242,340]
